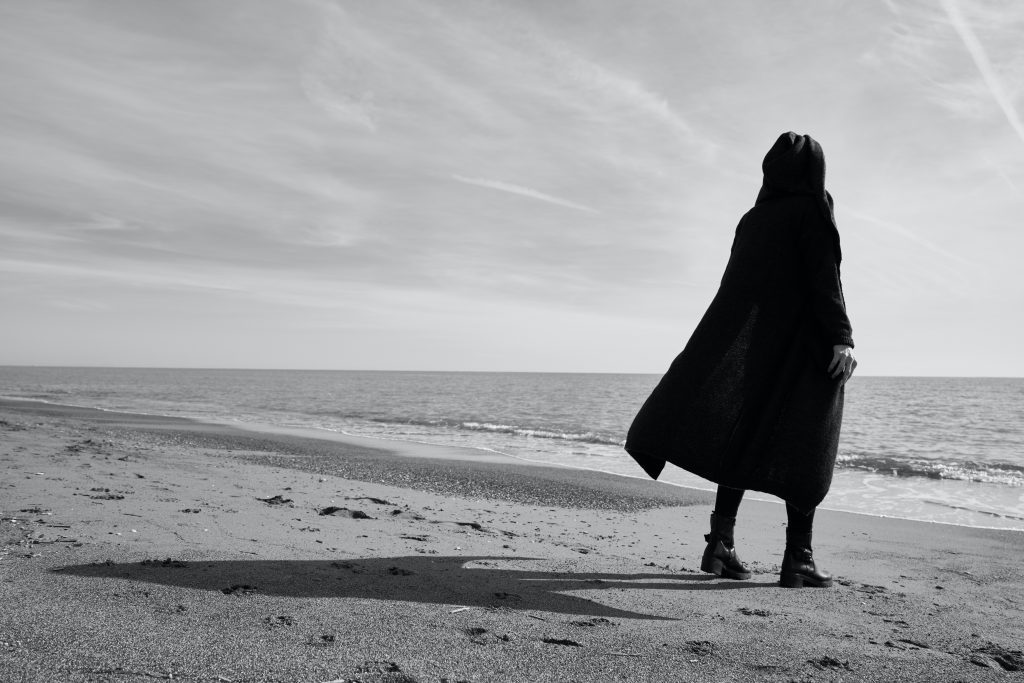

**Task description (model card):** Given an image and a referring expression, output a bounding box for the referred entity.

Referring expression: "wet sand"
[1,398,1022,682]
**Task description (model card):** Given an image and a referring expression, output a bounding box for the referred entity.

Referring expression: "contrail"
[451,175,599,214]
[843,205,976,267]
[939,0,1024,148]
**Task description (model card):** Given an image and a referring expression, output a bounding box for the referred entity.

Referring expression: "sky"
[2,0,1023,376]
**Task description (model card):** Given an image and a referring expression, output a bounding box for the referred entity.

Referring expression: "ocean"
[2,367,1022,531]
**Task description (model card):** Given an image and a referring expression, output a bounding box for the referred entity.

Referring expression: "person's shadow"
[54,556,770,621]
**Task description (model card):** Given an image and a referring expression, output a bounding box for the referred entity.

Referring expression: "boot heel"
[780,572,804,588]
[701,556,724,576]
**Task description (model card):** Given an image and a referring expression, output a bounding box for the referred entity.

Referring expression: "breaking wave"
[361,416,626,447]
[837,453,1024,486]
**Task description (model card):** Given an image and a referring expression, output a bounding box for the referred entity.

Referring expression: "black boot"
[700,512,751,580]
[780,528,832,588]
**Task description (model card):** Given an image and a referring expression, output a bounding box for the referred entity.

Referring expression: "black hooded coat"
[624,133,854,512]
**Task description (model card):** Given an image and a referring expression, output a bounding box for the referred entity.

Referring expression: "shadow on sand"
[53,555,772,621]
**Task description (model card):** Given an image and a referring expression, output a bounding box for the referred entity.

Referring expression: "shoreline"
[0,398,715,512]
[2,398,1023,681]
[4,397,1021,533]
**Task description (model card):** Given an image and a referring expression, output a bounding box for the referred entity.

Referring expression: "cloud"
[450,175,598,213]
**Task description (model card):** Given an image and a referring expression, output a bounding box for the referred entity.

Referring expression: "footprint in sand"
[464,627,511,646]
[331,561,364,573]
[542,638,582,647]
[349,496,394,505]
[86,488,126,500]
[387,566,415,576]
[685,640,714,656]
[256,495,293,506]
[970,644,1023,671]
[493,592,521,601]
[140,558,188,568]
[570,617,616,628]
[319,506,373,519]
[808,656,852,671]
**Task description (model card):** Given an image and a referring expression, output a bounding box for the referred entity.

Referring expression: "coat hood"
[755,132,840,263]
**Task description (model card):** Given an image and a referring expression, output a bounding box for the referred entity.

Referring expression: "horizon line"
[0,364,1021,380]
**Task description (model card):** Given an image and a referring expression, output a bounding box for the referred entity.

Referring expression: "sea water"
[2,367,1022,531]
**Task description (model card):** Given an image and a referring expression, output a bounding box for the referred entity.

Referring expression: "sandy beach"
[1,398,1021,682]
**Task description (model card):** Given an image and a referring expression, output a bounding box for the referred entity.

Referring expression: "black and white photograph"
[1,1,1022,681]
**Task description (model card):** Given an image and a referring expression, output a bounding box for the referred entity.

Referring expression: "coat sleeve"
[799,212,854,348]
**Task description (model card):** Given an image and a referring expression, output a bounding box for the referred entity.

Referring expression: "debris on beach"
[319,506,373,519]
[221,584,258,595]
[738,607,771,617]
[256,495,293,506]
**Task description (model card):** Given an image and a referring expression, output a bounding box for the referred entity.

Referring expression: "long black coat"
[624,133,854,512]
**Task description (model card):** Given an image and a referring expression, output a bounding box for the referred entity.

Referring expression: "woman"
[624,132,856,588]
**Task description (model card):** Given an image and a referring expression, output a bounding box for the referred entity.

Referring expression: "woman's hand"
[828,345,857,385]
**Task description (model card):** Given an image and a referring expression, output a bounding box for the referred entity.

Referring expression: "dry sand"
[1,398,1021,682]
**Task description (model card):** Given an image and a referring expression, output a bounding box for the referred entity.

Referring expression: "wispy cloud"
[451,175,598,213]
[938,0,1024,148]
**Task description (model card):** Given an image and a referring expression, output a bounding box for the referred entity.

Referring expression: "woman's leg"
[781,503,832,588]
[785,503,814,534]
[714,485,744,520]
[701,486,751,579]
